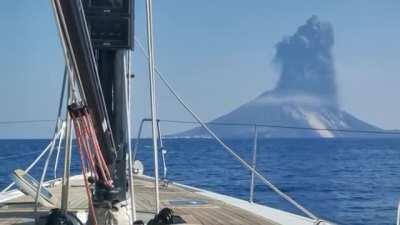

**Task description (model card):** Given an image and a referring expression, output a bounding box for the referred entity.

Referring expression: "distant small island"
[176,16,390,139]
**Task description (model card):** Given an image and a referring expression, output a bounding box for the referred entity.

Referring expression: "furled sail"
[51,0,133,204]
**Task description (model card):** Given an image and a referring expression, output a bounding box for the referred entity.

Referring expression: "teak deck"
[0,176,280,225]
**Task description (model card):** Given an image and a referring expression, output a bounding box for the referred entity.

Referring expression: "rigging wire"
[159,119,400,135]
[0,150,53,160]
[0,132,63,194]
[0,120,55,125]
[34,65,69,221]
[0,118,399,135]
[53,124,65,179]
[33,122,66,220]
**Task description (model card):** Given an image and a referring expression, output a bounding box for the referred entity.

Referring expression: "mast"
[51,0,134,220]
[78,0,134,201]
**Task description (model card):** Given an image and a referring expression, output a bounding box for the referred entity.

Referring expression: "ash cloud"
[273,16,338,105]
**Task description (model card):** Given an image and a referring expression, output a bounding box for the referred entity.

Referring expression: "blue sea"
[1,138,400,225]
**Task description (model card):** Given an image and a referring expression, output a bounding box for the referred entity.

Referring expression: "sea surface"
[1,138,400,225]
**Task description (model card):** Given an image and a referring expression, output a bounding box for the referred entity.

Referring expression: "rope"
[52,67,68,179]
[74,117,97,179]
[34,122,66,220]
[0,128,64,193]
[134,37,319,220]
[69,104,116,225]
[0,150,46,160]
[132,119,146,161]
[76,128,98,225]
[70,104,113,187]
[53,122,66,179]
[76,130,98,225]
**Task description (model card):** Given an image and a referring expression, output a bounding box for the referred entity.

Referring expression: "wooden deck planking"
[0,176,280,225]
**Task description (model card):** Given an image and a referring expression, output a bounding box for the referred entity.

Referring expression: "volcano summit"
[178,16,380,138]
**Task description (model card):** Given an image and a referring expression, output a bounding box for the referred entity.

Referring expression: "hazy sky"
[0,0,399,138]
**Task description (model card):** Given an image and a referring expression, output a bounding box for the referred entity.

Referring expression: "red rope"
[74,119,97,179]
[82,114,113,186]
[75,129,98,225]
[70,107,113,187]
[69,104,114,224]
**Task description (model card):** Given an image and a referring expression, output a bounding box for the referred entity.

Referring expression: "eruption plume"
[273,15,337,105]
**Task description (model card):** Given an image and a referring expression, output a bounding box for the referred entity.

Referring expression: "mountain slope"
[176,92,381,138]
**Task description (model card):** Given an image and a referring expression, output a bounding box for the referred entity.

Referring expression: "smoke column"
[273,15,338,105]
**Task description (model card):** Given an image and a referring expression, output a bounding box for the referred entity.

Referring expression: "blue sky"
[0,0,399,138]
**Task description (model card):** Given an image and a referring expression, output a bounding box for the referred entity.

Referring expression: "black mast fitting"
[82,0,134,202]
